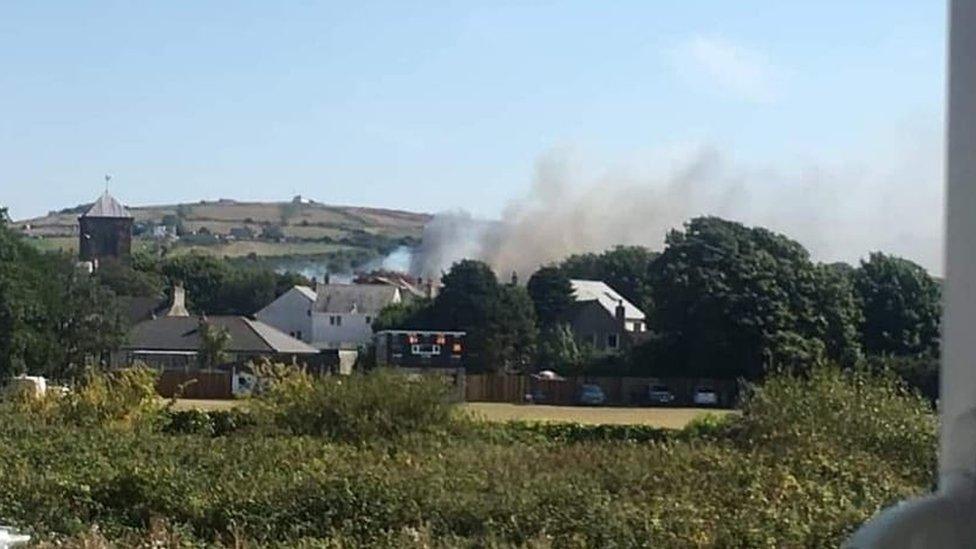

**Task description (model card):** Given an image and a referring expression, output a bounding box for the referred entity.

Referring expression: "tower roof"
[81,191,132,219]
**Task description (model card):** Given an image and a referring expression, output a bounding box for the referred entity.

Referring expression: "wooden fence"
[156,370,233,399]
[464,374,738,407]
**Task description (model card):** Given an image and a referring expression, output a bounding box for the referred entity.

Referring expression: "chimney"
[165,283,190,317]
[615,299,626,330]
[323,272,331,285]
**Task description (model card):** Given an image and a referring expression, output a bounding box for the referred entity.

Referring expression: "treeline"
[0,208,308,380]
[380,217,942,394]
[100,253,309,315]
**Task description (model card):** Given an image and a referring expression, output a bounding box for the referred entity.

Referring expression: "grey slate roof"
[123,316,319,354]
[82,191,132,218]
[313,284,400,314]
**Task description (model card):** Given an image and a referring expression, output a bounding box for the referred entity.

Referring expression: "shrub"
[733,365,937,483]
[57,367,165,429]
[7,366,164,429]
[251,367,457,442]
[164,409,255,437]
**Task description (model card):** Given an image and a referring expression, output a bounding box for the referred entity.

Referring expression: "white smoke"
[410,123,944,279]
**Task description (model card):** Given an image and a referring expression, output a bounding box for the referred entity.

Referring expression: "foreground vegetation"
[0,366,935,547]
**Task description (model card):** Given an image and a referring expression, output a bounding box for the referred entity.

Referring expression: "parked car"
[526,388,548,404]
[693,387,719,406]
[646,384,675,405]
[577,384,607,406]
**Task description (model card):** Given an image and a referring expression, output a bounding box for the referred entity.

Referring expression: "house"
[116,315,320,371]
[78,191,133,263]
[254,285,316,342]
[568,279,647,353]
[258,283,402,350]
[352,270,438,300]
[115,285,319,371]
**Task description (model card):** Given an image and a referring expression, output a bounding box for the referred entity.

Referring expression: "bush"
[9,366,164,429]
[0,365,937,547]
[733,365,937,483]
[163,409,255,437]
[251,367,457,442]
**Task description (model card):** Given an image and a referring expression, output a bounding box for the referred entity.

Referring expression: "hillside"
[15,198,430,272]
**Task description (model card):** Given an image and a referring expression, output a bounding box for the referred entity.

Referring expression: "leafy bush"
[734,365,937,483]
[164,409,255,437]
[251,367,457,442]
[10,366,164,429]
[478,420,673,444]
[0,365,937,547]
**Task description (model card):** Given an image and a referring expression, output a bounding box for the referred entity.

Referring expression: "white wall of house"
[255,287,314,343]
[311,312,377,349]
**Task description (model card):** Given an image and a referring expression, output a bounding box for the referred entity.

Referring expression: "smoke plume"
[410,125,943,280]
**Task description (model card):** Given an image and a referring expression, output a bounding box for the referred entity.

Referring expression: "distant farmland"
[15,198,431,270]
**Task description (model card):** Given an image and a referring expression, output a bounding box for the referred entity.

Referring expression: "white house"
[256,283,401,351]
[568,279,647,353]
[255,285,316,342]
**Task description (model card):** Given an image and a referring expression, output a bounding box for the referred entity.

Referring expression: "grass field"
[463,403,732,428]
[171,398,731,428]
[165,240,357,258]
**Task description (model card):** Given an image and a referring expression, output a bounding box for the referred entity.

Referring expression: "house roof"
[293,285,316,301]
[123,316,319,354]
[81,191,132,219]
[313,284,400,314]
[570,279,646,320]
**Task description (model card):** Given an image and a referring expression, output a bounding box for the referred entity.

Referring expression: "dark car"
[577,384,607,406]
[647,384,675,405]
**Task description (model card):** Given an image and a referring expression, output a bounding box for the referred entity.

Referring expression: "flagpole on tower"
[105,174,112,193]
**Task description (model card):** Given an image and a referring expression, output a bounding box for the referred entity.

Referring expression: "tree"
[0,209,127,380]
[197,319,230,370]
[645,216,861,379]
[558,245,658,313]
[372,298,435,332]
[526,266,575,326]
[95,257,165,298]
[852,252,942,357]
[430,260,537,373]
[536,323,582,374]
[482,285,538,373]
[155,255,303,315]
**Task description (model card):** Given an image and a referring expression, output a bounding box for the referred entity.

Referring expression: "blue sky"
[0,2,946,267]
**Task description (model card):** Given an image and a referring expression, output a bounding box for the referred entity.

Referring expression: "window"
[365,316,372,324]
[329,316,335,326]
[336,316,342,327]
[607,334,619,349]
[329,315,342,326]
[296,330,302,340]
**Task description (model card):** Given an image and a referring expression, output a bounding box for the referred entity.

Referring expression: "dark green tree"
[372,298,435,332]
[852,252,941,357]
[95,257,165,298]
[526,266,575,326]
[645,216,862,379]
[430,260,537,373]
[0,208,126,380]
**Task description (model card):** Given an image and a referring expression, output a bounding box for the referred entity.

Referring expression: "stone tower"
[78,191,133,263]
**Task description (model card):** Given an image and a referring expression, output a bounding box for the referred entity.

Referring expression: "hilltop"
[14,197,431,272]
